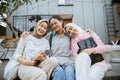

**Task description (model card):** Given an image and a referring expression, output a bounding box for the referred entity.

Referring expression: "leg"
[38,57,58,80]
[64,63,75,80]
[18,65,47,80]
[89,65,105,80]
[75,53,91,80]
[52,65,65,80]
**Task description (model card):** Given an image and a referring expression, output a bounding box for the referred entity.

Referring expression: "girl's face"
[65,26,78,38]
[35,22,48,36]
[50,18,63,32]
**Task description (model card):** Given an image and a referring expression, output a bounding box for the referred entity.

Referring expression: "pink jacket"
[70,31,108,72]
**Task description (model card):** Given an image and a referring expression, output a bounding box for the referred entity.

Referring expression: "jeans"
[52,63,75,80]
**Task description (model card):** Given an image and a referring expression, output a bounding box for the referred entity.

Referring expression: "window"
[13,15,51,32]
[58,0,73,6]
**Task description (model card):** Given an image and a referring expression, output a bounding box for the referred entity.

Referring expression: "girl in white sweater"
[4,19,58,80]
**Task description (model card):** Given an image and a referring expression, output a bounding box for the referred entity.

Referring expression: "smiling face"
[65,26,78,38]
[49,18,63,32]
[35,21,48,36]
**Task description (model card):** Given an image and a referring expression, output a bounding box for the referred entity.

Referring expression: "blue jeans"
[52,63,75,80]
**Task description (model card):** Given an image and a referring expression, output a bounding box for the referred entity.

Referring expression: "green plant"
[0,0,39,40]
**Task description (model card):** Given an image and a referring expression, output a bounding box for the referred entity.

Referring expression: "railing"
[0,36,17,62]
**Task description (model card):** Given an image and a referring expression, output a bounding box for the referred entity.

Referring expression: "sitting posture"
[64,23,107,80]
[4,19,58,80]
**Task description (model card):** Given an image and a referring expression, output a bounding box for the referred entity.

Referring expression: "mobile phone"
[45,50,52,55]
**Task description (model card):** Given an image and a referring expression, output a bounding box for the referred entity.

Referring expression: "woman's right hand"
[20,32,30,38]
[17,56,36,66]
[80,48,95,55]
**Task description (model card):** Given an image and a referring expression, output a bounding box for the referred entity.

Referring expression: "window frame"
[58,0,73,6]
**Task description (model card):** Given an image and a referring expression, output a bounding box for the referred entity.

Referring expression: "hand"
[23,59,36,66]
[40,51,46,56]
[85,29,92,34]
[34,52,46,61]
[20,32,30,38]
[17,56,36,66]
[81,48,95,55]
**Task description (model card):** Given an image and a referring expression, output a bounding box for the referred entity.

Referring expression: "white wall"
[9,0,109,43]
[72,0,107,43]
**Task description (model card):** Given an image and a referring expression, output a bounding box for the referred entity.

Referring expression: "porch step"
[105,63,120,77]
[111,58,120,63]
[0,60,120,80]
[103,76,120,80]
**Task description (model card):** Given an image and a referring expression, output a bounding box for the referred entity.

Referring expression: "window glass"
[58,0,73,6]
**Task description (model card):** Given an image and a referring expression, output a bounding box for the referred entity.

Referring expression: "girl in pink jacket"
[64,23,107,80]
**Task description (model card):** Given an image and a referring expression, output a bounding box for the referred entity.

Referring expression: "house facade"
[6,0,120,44]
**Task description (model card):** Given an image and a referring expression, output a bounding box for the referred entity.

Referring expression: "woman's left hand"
[34,52,46,61]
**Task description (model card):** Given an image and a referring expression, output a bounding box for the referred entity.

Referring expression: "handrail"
[0,36,16,40]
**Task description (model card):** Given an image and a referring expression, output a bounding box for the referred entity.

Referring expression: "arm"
[77,30,106,55]
[20,32,30,38]
[91,32,106,54]
[17,56,36,66]
[12,38,26,60]
[12,37,36,66]
[15,37,37,66]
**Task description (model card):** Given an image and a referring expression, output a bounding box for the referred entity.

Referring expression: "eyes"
[50,19,61,28]
[38,22,48,30]
[40,24,48,30]
[50,22,57,27]
[66,26,77,35]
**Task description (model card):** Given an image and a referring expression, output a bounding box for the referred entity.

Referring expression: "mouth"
[38,30,45,35]
[53,27,58,31]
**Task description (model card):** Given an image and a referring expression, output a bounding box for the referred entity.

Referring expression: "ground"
[0,60,120,80]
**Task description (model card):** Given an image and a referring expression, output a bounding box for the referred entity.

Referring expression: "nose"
[52,24,56,28]
[70,30,74,33]
[41,27,46,31]
[70,30,75,35]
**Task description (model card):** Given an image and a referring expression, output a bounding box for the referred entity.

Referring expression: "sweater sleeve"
[91,32,106,54]
[11,38,26,60]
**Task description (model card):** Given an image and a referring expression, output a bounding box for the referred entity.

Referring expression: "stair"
[103,62,120,80]
[105,3,116,43]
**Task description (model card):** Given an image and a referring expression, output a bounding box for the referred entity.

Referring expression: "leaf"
[35,0,39,2]
[5,6,11,17]
[11,0,16,3]
[27,0,32,5]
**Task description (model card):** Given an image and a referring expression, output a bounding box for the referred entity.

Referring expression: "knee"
[49,57,58,67]
[52,65,64,76]
[35,70,47,80]
[76,53,90,62]
[65,64,75,74]
[40,72,47,80]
